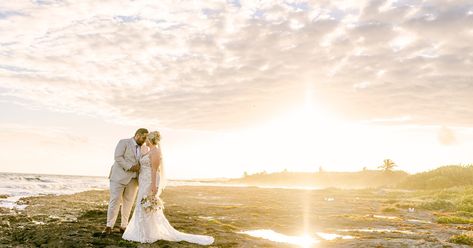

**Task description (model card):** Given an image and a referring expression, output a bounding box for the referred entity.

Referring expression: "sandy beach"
[1,186,472,247]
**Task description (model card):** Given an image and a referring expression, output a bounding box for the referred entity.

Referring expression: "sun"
[260,89,342,148]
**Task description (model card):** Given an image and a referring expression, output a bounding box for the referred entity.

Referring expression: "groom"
[102,128,149,235]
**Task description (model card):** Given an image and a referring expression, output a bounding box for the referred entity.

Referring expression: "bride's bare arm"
[149,149,162,195]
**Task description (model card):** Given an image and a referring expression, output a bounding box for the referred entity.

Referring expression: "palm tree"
[379,159,397,172]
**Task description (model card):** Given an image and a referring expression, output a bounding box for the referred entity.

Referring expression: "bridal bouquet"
[141,195,164,213]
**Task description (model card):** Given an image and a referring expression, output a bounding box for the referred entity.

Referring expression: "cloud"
[0,123,89,146]
[0,0,472,130]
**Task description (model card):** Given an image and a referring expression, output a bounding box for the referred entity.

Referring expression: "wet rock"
[16,199,29,205]
[0,207,14,215]
[79,209,106,219]
[1,220,10,228]
[62,215,77,223]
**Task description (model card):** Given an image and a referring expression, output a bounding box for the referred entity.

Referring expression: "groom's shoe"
[119,227,126,233]
[101,227,112,236]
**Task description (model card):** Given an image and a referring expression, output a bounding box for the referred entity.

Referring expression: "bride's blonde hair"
[147,131,161,145]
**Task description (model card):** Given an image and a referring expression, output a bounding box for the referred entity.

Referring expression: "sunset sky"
[1,0,473,179]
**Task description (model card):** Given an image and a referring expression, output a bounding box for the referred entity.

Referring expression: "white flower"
[141,195,164,213]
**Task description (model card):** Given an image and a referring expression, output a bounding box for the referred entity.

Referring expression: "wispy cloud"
[0,123,89,146]
[0,0,472,129]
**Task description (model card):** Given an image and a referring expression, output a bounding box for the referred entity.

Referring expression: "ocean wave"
[0,174,56,183]
[0,172,108,209]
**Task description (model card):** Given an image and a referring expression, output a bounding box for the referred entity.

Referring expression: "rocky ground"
[0,186,472,247]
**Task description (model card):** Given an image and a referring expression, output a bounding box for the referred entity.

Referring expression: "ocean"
[0,172,321,210]
[0,172,238,209]
[0,172,109,209]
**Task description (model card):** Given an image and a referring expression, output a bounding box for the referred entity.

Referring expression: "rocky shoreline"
[0,186,472,247]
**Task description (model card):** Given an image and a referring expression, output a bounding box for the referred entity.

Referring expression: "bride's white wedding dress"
[122,153,214,245]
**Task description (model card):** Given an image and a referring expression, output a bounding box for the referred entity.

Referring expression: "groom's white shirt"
[131,138,141,160]
[109,137,140,185]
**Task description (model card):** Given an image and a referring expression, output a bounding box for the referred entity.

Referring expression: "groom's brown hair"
[135,128,149,136]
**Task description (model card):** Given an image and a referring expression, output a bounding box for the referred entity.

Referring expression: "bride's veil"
[157,144,167,197]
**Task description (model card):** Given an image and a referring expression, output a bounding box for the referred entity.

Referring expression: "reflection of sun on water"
[300,234,316,248]
[240,229,354,247]
[239,229,318,247]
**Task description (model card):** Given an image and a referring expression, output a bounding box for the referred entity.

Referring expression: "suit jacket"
[109,138,140,185]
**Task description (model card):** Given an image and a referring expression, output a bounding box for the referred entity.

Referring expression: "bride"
[122,131,214,245]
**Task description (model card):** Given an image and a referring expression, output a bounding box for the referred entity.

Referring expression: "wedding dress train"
[122,153,214,245]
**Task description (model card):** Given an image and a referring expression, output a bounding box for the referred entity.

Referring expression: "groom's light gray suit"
[106,137,140,229]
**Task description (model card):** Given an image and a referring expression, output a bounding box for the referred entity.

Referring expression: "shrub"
[449,234,473,245]
[457,195,473,213]
[437,216,472,224]
[398,165,473,190]
[420,199,455,211]
[382,207,398,213]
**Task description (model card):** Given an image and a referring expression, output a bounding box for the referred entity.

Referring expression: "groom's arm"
[114,140,134,171]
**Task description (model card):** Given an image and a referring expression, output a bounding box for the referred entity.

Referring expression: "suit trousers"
[106,178,138,228]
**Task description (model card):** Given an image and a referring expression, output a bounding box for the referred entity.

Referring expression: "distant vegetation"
[231,163,473,190]
[398,165,473,190]
[378,159,397,172]
[230,168,408,188]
